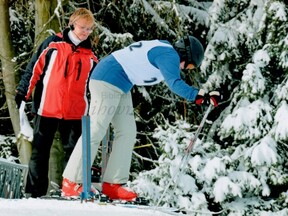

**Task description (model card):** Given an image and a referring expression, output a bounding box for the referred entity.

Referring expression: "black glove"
[15,93,26,109]
[208,91,221,107]
[195,89,208,106]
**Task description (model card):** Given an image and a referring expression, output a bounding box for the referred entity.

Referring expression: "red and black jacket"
[17,28,98,119]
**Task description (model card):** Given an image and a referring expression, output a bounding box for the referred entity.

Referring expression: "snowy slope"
[0,198,172,216]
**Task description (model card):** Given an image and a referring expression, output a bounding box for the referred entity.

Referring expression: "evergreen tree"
[131,0,288,215]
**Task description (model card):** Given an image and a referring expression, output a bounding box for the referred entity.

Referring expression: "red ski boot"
[102,182,137,201]
[62,178,98,197]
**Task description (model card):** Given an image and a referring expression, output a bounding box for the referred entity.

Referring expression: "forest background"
[0,0,288,215]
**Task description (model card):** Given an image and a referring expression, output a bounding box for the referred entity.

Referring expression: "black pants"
[25,115,82,197]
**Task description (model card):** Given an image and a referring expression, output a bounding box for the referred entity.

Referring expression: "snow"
[250,136,278,166]
[202,157,226,182]
[2,0,288,215]
[213,176,242,202]
[0,198,171,216]
[269,2,287,21]
[274,102,288,140]
[220,99,270,140]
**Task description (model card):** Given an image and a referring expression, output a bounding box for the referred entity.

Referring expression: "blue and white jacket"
[90,40,199,101]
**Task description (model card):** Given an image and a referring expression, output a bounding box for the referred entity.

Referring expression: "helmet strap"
[183,36,193,67]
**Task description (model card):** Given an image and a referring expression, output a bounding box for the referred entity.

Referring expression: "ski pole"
[156,104,213,207]
[185,104,213,153]
[81,115,93,201]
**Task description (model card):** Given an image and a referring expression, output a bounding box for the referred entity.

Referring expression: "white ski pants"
[63,80,136,184]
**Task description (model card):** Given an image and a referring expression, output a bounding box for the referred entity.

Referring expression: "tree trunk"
[34,0,69,46]
[35,0,55,46]
[0,0,20,137]
[0,0,32,164]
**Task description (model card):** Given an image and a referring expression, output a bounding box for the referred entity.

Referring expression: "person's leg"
[103,92,136,184]
[25,115,58,197]
[101,92,137,201]
[62,80,122,183]
[59,119,82,168]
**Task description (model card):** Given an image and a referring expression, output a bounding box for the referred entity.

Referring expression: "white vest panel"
[112,40,172,85]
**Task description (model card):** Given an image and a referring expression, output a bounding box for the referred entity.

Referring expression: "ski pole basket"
[0,158,28,199]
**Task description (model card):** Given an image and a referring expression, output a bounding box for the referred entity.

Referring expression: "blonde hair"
[68,8,94,26]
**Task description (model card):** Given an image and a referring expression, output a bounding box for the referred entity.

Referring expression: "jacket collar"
[58,28,93,49]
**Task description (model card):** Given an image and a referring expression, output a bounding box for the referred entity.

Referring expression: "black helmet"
[174,35,204,68]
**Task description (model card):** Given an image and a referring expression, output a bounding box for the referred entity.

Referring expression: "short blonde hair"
[68,8,94,26]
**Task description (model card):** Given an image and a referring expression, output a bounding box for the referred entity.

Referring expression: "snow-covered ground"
[0,198,172,216]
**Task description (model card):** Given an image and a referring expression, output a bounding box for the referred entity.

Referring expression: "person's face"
[72,18,94,41]
[180,61,195,70]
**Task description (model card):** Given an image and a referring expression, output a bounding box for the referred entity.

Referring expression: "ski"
[113,205,180,215]
[110,204,223,215]
[45,181,223,215]
[97,201,181,215]
[43,182,177,214]
[41,189,223,215]
[43,181,150,204]
[187,209,224,215]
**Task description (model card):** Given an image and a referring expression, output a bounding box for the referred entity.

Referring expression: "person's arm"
[16,35,57,99]
[150,47,199,102]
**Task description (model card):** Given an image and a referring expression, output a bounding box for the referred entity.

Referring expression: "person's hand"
[15,93,26,109]
[195,89,207,106]
[208,91,221,107]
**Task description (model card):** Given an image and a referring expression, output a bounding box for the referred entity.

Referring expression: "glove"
[15,93,26,109]
[195,89,207,106]
[208,91,221,107]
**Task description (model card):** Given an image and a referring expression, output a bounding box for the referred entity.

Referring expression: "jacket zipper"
[76,60,82,80]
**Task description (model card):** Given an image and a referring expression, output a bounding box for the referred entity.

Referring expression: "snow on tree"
[132,0,288,215]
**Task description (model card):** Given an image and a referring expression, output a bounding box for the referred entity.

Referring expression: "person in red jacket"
[15,8,98,198]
